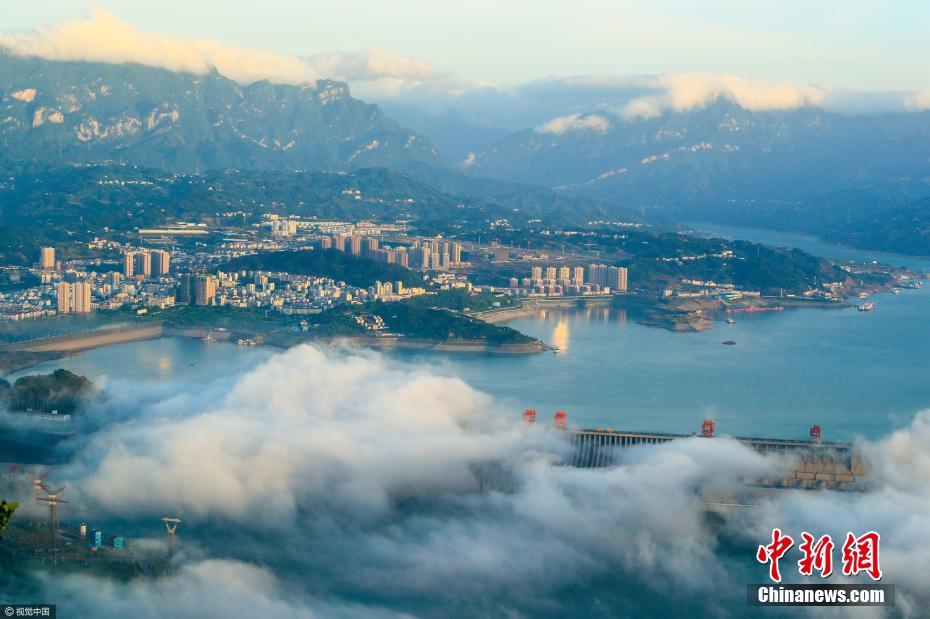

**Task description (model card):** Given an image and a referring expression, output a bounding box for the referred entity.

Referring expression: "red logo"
[758,529,881,582]
[798,532,834,578]
[841,531,882,581]
[757,528,794,583]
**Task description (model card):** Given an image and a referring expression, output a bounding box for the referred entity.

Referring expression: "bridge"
[523,410,869,491]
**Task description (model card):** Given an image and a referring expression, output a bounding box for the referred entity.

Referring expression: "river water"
[7,224,930,443]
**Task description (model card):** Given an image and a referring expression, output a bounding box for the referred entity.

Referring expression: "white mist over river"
[6,226,930,617]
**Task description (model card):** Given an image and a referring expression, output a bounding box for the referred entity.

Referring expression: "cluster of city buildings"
[0,246,176,320]
[0,241,434,322]
[509,264,629,296]
[189,269,428,315]
[1,240,632,322]
[663,278,759,300]
[123,249,171,279]
[2,216,645,324]
[319,234,466,271]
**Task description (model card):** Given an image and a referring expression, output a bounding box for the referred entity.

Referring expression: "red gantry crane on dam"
[522,410,868,490]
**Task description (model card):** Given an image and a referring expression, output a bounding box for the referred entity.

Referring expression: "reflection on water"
[536,305,628,326]
[551,318,570,352]
[157,356,172,378]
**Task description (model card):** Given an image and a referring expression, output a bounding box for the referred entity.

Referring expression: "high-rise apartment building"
[56,281,72,314]
[177,274,194,305]
[607,266,628,293]
[271,219,297,237]
[194,274,217,306]
[573,267,585,284]
[176,273,214,305]
[148,250,170,277]
[40,247,56,270]
[587,264,607,288]
[350,236,363,256]
[73,282,92,313]
[133,252,152,278]
[57,281,91,314]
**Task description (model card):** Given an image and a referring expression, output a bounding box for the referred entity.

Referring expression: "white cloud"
[904,91,930,111]
[49,344,772,609]
[620,73,826,119]
[43,559,402,619]
[63,345,527,523]
[0,10,436,88]
[535,113,611,135]
[11,344,930,614]
[309,49,435,84]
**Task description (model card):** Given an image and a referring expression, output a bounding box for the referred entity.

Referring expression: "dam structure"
[524,410,869,491]
[2,323,164,353]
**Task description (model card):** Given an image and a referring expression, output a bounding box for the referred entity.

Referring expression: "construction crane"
[161,516,182,558]
[37,483,67,564]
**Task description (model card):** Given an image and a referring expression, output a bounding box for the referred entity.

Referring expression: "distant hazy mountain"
[466,101,930,232]
[0,53,445,173]
[379,103,509,164]
[470,101,928,198]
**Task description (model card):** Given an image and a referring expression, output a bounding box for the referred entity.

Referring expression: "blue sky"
[3,1,929,90]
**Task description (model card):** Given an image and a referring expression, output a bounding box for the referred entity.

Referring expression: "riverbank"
[477,291,858,333]
[315,336,548,354]
[0,320,549,375]
[645,295,849,332]
[164,326,549,355]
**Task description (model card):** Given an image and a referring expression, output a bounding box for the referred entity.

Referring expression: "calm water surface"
[7,225,930,442]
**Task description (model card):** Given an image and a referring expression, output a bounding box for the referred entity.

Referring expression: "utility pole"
[37,484,67,565]
[161,516,182,558]
[33,471,48,499]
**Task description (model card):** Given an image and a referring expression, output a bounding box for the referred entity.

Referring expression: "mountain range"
[0,52,443,173]
[3,50,930,255]
[459,100,930,254]
[466,101,930,206]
